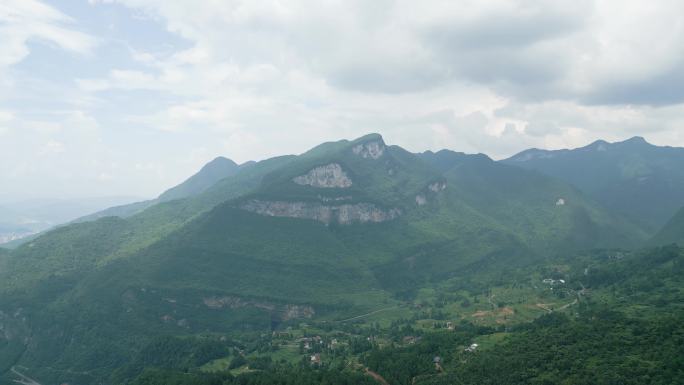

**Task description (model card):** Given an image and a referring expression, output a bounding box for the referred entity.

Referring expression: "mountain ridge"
[502,136,684,232]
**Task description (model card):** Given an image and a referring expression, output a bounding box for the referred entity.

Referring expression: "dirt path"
[537,295,579,313]
[558,298,578,310]
[338,307,396,323]
[11,367,42,385]
[365,368,390,385]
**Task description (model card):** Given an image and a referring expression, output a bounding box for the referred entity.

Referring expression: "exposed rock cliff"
[352,140,385,159]
[416,180,447,206]
[293,163,352,188]
[202,296,314,321]
[429,181,447,192]
[240,200,401,225]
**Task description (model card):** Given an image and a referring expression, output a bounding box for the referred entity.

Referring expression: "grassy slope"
[650,206,684,246]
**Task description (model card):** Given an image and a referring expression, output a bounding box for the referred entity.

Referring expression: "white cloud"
[0,0,96,69]
[3,0,684,199]
[0,110,12,135]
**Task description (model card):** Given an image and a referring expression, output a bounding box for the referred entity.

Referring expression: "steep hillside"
[503,137,684,233]
[0,156,296,293]
[444,154,645,251]
[650,207,684,246]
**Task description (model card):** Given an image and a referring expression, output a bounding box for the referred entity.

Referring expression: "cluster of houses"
[299,335,341,365]
[301,335,324,351]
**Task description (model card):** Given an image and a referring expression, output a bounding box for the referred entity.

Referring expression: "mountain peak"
[350,133,386,160]
[158,156,240,202]
[582,137,650,152]
[622,136,649,145]
[352,133,385,145]
[203,156,238,170]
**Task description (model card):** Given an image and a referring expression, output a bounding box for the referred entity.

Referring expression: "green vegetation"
[503,136,684,233]
[650,206,684,246]
[0,134,682,384]
[158,157,240,202]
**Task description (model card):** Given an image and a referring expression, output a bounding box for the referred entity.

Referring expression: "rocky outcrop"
[203,296,262,310]
[241,200,401,225]
[203,296,315,321]
[281,304,315,321]
[352,140,385,159]
[293,163,352,188]
[416,181,447,206]
[429,181,447,192]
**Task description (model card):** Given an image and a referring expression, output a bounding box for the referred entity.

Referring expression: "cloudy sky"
[1,0,684,201]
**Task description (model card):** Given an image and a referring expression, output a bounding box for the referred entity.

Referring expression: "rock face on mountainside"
[293,163,352,188]
[202,296,315,321]
[429,181,447,192]
[240,200,401,225]
[416,180,447,206]
[352,140,385,159]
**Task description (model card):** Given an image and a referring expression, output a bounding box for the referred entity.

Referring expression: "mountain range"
[0,134,681,385]
[503,136,684,232]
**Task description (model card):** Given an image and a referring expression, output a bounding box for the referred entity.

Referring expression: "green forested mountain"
[650,206,684,246]
[503,136,684,233]
[0,134,678,385]
[77,157,245,223]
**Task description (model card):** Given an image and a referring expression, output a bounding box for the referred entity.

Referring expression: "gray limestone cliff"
[352,140,385,159]
[203,296,315,321]
[292,163,352,188]
[241,200,401,225]
[416,180,447,206]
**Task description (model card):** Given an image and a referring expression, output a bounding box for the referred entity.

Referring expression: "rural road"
[365,368,390,385]
[338,306,396,322]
